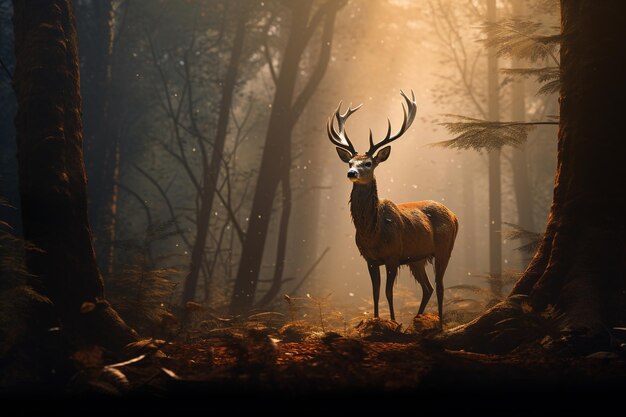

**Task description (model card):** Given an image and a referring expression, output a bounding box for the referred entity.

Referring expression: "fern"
[530,0,560,15]
[0,198,41,287]
[503,222,543,255]
[0,198,52,356]
[433,115,537,151]
[107,260,177,331]
[501,67,560,95]
[483,19,560,64]
[106,220,179,333]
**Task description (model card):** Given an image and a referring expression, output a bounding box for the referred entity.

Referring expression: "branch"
[131,163,192,251]
[262,14,278,85]
[291,9,336,121]
[117,182,154,232]
[214,188,245,244]
[155,138,201,192]
[302,0,346,46]
[0,56,12,80]
[288,247,330,296]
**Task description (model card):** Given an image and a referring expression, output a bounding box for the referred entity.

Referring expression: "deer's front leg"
[385,264,399,321]
[367,262,381,318]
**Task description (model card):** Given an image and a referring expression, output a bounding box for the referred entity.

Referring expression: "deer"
[326,90,458,326]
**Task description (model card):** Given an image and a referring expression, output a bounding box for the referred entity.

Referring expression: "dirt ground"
[6,314,626,417]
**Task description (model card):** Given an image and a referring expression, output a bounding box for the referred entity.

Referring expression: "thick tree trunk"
[181,3,249,307]
[12,0,136,349]
[440,0,626,354]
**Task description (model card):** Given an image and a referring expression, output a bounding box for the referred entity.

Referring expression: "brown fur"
[349,177,458,323]
[331,104,457,323]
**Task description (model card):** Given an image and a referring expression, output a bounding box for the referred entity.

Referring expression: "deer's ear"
[374,146,391,163]
[336,147,353,163]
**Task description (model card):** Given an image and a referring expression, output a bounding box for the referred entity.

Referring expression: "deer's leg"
[367,262,381,318]
[434,256,451,326]
[385,264,399,321]
[409,261,433,315]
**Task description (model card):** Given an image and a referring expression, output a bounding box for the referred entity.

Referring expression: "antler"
[366,90,417,156]
[327,101,362,156]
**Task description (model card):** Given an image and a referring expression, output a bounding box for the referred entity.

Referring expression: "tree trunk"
[77,0,118,273]
[254,171,292,308]
[487,0,502,297]
[228,2,313,314]
[461,154,477,273]
[440,0,626,354]
[12,0,136,350]
[230,1,342,314]
[510,0,534,256]
[181,3,249,307]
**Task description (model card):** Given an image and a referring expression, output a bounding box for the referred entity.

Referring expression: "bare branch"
[292,10,336,121]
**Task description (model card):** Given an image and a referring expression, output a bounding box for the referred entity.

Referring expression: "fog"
[0,0,560,329]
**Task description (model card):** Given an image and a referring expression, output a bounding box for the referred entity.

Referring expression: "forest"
[1,0,625,415]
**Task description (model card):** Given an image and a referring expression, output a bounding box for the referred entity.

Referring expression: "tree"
[181,1,250,308]
[12,0,136,349]
[509,0,535,241]
[486,0,502,297]
[229,0,346,314]
[76,0,118,273]
[441,0,626,353]
[0,1,19,230]
[429,0,560,304]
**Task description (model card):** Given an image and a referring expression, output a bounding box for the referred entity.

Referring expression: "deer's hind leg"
[385,263,399,321]
[434,255,451,326]
[409,260,433,315]
[367,262,381,318]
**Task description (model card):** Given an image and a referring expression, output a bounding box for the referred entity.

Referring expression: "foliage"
[482,19,560,64]
[107,220,178,334]
[501,67,560,95]
[445,272,520,324]
[432,115,537,151]
[502,222,543,255]
[0,200,34,285]
[483,13,561,97]
[0,198,54,359]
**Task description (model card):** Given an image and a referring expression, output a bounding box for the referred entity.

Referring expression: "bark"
[230,1,343,314]
[487,0,502,296]
[181,3,249,307]
[440,0,626,354]
[461,155,477,273]
[12,0,136,349]
[77,0,118,273]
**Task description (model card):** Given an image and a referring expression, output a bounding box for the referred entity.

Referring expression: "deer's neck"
[350,179,380,236]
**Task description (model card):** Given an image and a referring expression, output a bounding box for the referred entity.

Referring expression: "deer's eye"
[349,162,353,167]
[364,162,372,168]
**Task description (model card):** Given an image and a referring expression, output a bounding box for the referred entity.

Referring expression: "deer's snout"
[347,169,359,179]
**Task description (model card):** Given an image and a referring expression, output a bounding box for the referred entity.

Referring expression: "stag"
[327,90,458,325]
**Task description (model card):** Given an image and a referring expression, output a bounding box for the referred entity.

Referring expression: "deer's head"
[327,90,417,185]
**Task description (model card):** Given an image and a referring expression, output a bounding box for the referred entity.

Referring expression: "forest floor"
[11,314,626,417]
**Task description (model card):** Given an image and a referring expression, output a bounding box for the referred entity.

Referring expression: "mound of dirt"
[354,318,409,341]
[278,321,323,342]
[408,313,441,335]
